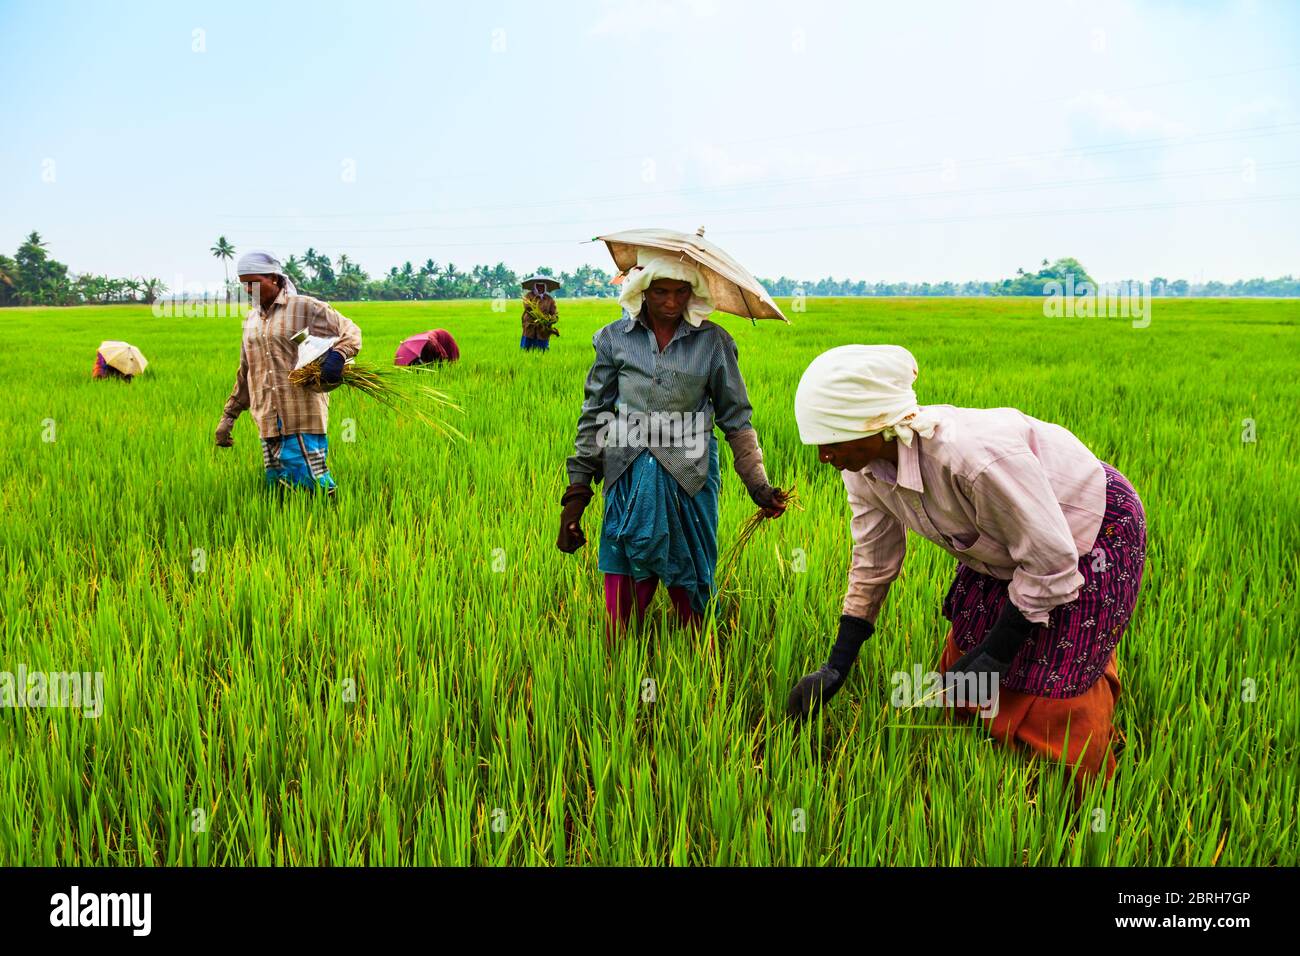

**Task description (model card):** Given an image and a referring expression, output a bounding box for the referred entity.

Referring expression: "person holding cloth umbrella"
[558,228,788,633]
[785,344,1146,794]
[521,275,560,351]
[214,250,363,496]
[93,341,148,381]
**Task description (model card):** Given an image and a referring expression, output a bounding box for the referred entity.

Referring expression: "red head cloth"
[429,329,459,362]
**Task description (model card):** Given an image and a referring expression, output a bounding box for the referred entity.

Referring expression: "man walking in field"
[214,250,363,495]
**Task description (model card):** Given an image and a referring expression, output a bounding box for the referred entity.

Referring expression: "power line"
[397,58,1300,185]
[720,192,1300,235]
[235,159,1300,236]
[219,120,1300,223]
[251,193,1300,252]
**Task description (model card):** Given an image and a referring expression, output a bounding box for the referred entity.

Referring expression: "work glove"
[726,428,785,517]
[787,615,874,720]
[942,602,1037,702]
[320,349,346,385]
[556,483,594,553]
[750,483,786,512]
[214,415,236,447]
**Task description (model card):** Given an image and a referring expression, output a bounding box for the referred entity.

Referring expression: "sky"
[2,0,1298,289]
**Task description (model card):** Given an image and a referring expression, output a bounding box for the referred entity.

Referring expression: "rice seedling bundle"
[289,357,466,441]
[522,296,558,337]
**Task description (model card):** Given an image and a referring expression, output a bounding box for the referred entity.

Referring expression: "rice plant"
[0,296,1294,866]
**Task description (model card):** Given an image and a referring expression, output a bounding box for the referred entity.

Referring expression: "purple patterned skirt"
[941,462,1147,698]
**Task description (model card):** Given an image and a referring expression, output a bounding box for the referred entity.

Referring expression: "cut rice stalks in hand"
[522,296,558,336]
[288,359,467,441]
[710,483,803,631]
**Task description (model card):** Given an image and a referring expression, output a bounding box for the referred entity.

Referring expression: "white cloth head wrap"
[235,249,298,296]
[617,251,714,327]
[794,344,940,447]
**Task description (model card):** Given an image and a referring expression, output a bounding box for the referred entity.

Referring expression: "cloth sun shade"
[595,227,788,323]
[97,341,148,376]
[394,329,459,366]
[521,274,561,292]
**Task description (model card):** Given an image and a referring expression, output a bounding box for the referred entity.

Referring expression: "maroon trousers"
[603,573,701,634]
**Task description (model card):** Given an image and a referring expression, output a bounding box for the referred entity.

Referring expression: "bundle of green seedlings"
[289,358,466,440]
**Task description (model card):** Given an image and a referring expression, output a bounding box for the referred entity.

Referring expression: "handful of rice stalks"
[289,359,466,440]
[711,483,803,626]
[522,296,558,335]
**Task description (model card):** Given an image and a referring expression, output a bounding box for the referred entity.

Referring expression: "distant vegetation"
[760,257,1300,298]
[3,233,1297,306]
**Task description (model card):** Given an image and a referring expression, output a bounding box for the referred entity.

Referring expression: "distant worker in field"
[557,255,787,634]
[520,274,560,350]
[92,341,148,381]
[213,250,363,496]
[395,328,460,366]
[786,345,1147,799]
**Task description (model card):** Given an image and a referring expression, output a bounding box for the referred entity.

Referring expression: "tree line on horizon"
[3,232,1298,306]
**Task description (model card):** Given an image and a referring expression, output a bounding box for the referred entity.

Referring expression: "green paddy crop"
[0,296,1295,865]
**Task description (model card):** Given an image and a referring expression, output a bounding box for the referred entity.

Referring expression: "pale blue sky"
[2,0,1298,287]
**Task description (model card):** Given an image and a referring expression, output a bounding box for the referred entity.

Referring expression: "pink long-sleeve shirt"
[841,405,1107,625]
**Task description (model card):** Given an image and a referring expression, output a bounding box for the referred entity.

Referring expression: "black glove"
[320,349,346,384]
[787,615,874,720]
[556,483,594,553]
[749,483,785,511]
[942,602,1037,697]
[214,415,236,447]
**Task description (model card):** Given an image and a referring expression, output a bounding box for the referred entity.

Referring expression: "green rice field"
[1,296,1296,865]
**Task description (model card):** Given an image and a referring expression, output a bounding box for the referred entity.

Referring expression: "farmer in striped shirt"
[214,251,363,496]
[787,345,1146,793]
[558,256,786,632]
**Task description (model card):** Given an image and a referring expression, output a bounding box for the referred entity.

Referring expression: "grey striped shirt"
[566,308,755,495]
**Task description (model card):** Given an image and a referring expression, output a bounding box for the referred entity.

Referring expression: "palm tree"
[0,256,17,305]
[438,263,461,299]
[284,255,306,291]
[417,259,440,300]
[140,277,166,304]
[211,236,235,298]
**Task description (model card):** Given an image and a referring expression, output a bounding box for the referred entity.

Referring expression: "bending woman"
[787,345,1146,789]
[557,256,786,632]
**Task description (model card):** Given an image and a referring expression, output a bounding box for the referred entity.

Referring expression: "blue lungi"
[262,420,337,493]
[597,439,720,616]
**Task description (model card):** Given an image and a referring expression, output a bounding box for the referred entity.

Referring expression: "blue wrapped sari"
[597,438,720,616]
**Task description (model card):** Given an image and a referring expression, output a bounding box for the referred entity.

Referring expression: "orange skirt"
[935,629,1122,793]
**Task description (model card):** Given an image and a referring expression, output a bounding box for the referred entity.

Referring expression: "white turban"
[617,251,714,327]
[235,249,298,296]
[794,344,940,447]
